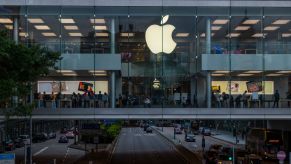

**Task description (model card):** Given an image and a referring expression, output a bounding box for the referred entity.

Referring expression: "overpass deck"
[0,108,291,120]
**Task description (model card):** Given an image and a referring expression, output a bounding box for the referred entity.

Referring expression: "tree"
[0,30,60,116]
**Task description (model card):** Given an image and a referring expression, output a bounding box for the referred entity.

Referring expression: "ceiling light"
[59,18,75,24]
[282,33,291,37]
[264,26,279,31]
[94,25,107,30]
[19,32,28,37]
[235,26,250,31]
[34,25,50,30]
[237,74,254,76]
[92,73,107,76]
[277,71,291,73]
[213,71,230,73]
[244,71,262,73]
[89,70,106,73]
[226,33,240,37]
[69,33,82,37]
[42,32,56,37]
[120,33,134,37]
[176,33,189,37]
[0,18,13,23]
[95,33,109,37]
[211,74,225,76]
[28,18,44,24]
[56,70,74,73]
[252,33,267,37]
[272,19,290,25]
[211,26,222,31]
[62,73,77,76]
[242,19,260,25]
[90,19,105,24]
[200,33,215,37]
[64,25,79,30]
[266,74,283,76]
[213,19,229,25]
[5,25,13,30]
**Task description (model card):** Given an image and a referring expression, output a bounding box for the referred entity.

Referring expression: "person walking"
[97,91,103,108]
[273,90,280,108]
[51,92,56,109]
[242,90,248,108]
[103,92,108,108]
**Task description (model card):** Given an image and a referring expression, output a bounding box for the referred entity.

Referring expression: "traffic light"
[228,156,233,161]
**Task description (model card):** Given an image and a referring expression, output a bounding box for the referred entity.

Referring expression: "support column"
[13,17,19,44]
[110,18,116,108]
[111,18,115,54]
[206,18,212,108]
[111,72,116,108]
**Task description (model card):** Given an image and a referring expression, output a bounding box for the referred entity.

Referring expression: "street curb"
[152,127,203,164]
[106,130,121,164]
[208,135,244,147]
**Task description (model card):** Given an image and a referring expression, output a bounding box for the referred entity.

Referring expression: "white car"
[19,135,30,145]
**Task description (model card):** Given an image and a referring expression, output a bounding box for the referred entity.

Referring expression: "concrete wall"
[2,0,291,7]
[58,53,121,71]
[202,54,291,71]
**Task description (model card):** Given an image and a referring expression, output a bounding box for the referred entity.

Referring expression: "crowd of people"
[211,90,283,108]
[35,91,109,108]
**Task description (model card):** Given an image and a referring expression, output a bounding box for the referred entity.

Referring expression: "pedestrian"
[97,91,103,108]
[43,91,47,108]
[38,92,43,108]
[72,92,77,108]
[273,90,280,108]
[56,92,62,108]
[202,135,205,152]
[51,92,56,109]
[242,90,248,108]
[118,94,123,108]
[235,94,242,108]
[103,92,108,108]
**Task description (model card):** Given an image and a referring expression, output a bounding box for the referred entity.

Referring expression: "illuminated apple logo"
[145,15,177,54]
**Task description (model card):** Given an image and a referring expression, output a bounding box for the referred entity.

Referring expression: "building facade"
[1,0,291,108]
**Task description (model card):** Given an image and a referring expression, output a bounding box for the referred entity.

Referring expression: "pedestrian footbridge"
[0,108,291,120]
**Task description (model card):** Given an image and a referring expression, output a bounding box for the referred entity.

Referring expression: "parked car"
[185,133,196,142]
[19,135,30,145]
[65,131,75,139]
[174,128,183,134]
[203,128,211,136]
[48,132,56,139]
[14,138,25,148]
[32,133,47,143]
[146,127,153,133]
[2,139,15,151]
[60,127,67,134]
[143,124,149,131]
[58,136,69,143]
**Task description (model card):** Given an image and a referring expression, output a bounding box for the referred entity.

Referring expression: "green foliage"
[106,124,121,138]
[0,30,60,116]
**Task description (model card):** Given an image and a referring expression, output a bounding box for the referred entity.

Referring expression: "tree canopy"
[0,30,60,114]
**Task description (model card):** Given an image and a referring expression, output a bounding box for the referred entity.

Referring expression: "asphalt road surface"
[12,134,84,164]
[110,127,187,164]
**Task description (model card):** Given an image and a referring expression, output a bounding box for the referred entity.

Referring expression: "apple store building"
[2,1,291,108]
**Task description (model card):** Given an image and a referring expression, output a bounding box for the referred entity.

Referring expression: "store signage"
[277,151,286,161]
[145,15,176,54]
[0,154,15,164]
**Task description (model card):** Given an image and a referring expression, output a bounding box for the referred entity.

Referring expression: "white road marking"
[134,134,142,137]
[33,147,48,156]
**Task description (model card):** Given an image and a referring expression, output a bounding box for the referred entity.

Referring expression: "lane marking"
[33,147,48,156]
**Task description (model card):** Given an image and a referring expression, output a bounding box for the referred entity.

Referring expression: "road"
[155,127,244,152]
[12,134,84,164]
[110,127,188,164]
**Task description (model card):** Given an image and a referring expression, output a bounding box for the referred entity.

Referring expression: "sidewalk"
[211,130,245,145]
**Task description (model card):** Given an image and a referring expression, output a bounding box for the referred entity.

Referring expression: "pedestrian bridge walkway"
[0,108,291,120]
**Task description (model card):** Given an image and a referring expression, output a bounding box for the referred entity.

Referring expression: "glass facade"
[1,5,291,108]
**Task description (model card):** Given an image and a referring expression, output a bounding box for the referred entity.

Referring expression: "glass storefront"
[1,6,291,108]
